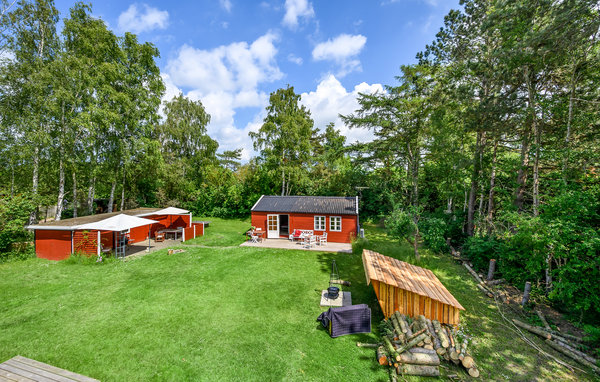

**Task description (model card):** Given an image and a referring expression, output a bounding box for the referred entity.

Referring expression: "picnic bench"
[0,355,99,382]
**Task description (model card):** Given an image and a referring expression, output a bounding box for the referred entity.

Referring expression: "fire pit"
[327,286,340,299]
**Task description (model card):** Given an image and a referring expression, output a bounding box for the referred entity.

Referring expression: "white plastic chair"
[318,232,328,246]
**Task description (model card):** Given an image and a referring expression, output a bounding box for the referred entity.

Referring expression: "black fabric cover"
[317,304,371,338]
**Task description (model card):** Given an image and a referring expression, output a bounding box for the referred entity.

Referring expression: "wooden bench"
[0,355,99,382]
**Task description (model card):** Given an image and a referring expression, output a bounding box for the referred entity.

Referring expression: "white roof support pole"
[97,231,101,256]
[194,225,196,239]
[182,228,185,242]
[71,231,74,254]
[189,212,192,227]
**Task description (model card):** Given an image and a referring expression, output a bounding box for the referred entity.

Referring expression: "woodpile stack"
[358,312,479,379]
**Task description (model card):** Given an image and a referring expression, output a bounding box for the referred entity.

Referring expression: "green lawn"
[0,219,594,381]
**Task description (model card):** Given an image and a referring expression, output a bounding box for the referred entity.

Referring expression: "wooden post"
[97,230,101,256]
[522,282,532,306]
[487,259,496,281]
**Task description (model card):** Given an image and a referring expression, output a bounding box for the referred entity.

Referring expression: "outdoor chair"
[290,229,303,242]
[318,232,328,246]
[155,232,165,242]
[304,235,316,248]
[250,234,259,243]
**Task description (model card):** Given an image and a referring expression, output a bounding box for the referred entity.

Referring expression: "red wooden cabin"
[28,207,196,260]
[250,195,359,243]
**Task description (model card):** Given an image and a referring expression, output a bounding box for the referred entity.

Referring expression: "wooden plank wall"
[372,280,460,325]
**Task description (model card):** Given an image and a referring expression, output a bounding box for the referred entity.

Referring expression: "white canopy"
[77,214,157,232]
[137,207,189,216]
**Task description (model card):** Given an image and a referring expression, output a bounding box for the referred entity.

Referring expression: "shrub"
[420,217,448,253]
[0,193,34,254]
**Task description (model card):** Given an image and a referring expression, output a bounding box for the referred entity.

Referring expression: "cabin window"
[314,216,326,231]
[330,216,342,232]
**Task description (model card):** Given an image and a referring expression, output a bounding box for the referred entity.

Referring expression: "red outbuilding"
[27,207,198,260]
[250,195,359,243]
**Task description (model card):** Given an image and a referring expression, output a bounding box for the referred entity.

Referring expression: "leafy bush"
[420,217,448,253]
[352,236,369,255]
[0,193,34,255]
[385,208,417,245]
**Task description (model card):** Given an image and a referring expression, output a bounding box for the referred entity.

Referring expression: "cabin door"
[267,214,279,238]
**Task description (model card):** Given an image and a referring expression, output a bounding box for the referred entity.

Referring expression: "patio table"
[247,230,265,242]
[161,228,183,240]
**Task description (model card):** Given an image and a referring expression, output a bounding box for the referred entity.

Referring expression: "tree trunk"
[532,102,541,217]
[72,170,77,218]
[515,70,535,212]
[396,364,439,377]
[522,281,532,306]
[545,252,553,294]
[107,179,116,213]
[398,352,440,366]
[396,333,429,354]
[28,146,40,225]
[562,73,577,184]
[413,225,420,261]
[120,169,125,211]
[10,160,14,197]
[545,339,600,374]
[281,167,285,196]
[486,138,499,235]
[467,130,484,236]
[432,321,449,348]
[409,347,437,355]
[487,259,496,281]
[87,176,95,215]
[396,313,408,334]
[512,319,551,340]
[55,150,65,221]
[376,346,388,365]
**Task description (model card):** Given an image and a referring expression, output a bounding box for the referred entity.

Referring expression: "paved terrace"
[240,238,352,253]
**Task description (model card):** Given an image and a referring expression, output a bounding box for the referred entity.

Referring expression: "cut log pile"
[448,241,599,376]
[358,312,479,379]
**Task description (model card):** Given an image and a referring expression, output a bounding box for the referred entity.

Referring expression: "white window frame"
[329,216,342,232]
[314,216,326,231]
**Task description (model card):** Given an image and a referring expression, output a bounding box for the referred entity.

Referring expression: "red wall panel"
[192,222,204,236]
[73,230,112,255]
[250,212,358,243]
[129,225,151,242]
[35,230,72,260]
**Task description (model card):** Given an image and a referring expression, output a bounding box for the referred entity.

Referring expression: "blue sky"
[53,0,461,159]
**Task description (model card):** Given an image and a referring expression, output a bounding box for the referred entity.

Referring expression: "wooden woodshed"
[362,249,464,325]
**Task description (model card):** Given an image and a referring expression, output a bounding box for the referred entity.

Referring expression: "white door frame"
[267,214,279,238]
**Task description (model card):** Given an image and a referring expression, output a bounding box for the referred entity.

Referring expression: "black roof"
[251,195,358,215]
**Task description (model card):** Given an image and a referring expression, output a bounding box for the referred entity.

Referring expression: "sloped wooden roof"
[362,249,464,310]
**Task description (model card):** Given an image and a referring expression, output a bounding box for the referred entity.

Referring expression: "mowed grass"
[0,219,594,381]
[184,217,250,247]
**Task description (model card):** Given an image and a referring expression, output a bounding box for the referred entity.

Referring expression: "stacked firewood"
[357,312,479,379]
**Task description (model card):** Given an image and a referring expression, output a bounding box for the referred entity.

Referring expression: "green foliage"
[419,217,448,253]
[385,208,416,245]
[0,193,34,254]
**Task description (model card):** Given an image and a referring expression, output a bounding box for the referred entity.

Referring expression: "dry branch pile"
[358,312,479,379]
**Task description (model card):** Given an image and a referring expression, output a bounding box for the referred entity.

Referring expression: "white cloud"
[220,0,232,12]
[312,34,367,77]
[118,4,169,34]
[166,32,281,94]
[282,0,314,29]
[301,74,384,144]
[287,53,303,65]
[164,33,282,157]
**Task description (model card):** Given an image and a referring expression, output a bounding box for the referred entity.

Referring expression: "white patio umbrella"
[77,214,158,256]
